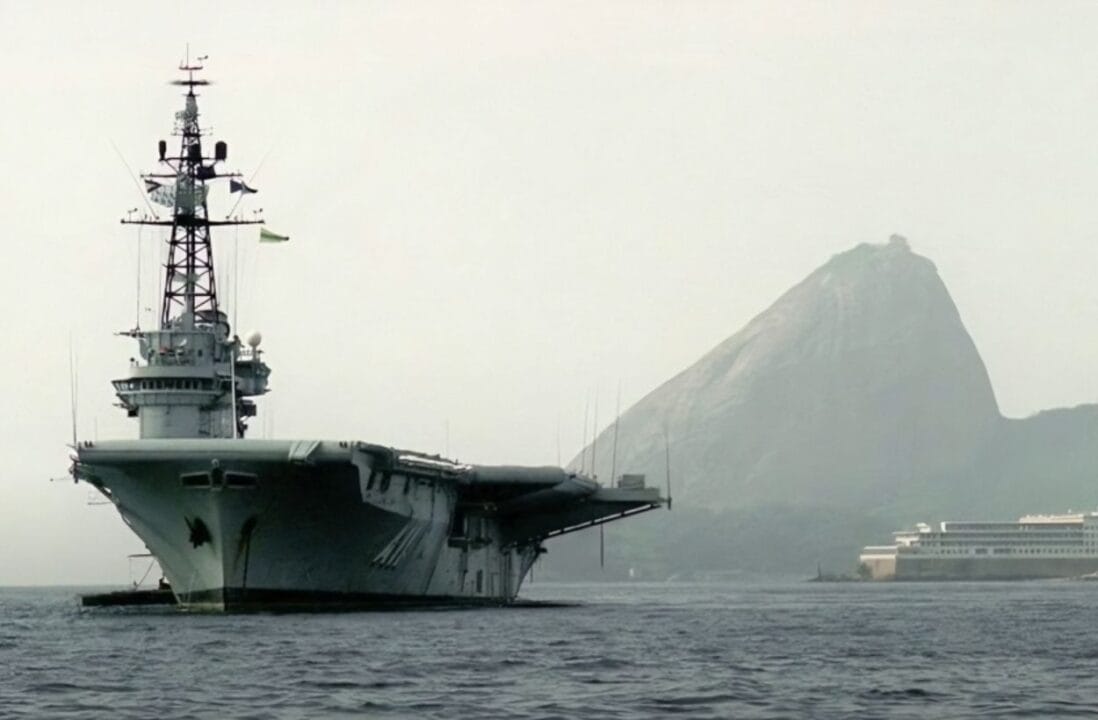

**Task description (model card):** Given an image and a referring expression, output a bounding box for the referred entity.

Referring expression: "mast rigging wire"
[225,137,278,220]
[109,138,158,219]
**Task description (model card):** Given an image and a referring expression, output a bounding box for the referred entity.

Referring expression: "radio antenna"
[601,382,623,571]
[68,338,78,446]
[610,381,621,487]
[663,419,673,510]
[555,414,561,466]
[590,388,599,479]
[580,394,589,474]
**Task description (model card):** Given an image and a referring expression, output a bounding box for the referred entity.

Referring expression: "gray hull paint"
[895,556,1098,580]
[84,77,662,612]
[78,439,658,610]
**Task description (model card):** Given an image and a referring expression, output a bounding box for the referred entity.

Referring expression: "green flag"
[259,227,289,243]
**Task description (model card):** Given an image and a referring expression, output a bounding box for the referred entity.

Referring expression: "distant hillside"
[540,237,1098,579]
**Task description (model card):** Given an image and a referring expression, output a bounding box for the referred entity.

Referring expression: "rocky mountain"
[541,236,1098,579]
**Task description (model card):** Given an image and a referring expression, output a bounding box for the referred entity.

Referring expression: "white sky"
[3,1,1098,584]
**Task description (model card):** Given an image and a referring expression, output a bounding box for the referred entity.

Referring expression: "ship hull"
[79,73,664,610]
[894,555,1098,581]
[178,588,524,611]
[78,440,540,611]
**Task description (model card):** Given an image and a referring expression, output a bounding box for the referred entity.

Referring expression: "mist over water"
[2,580,1096,718]
[11,1,1098,588]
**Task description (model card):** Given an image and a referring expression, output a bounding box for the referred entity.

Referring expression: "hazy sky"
[4,1,1098,584]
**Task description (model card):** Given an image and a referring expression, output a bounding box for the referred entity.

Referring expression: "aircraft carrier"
[72,59,663,610]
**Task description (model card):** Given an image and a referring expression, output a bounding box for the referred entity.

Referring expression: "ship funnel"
[215,141,227,161]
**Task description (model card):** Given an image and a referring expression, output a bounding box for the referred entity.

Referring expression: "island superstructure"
[72,60,663,610]
[859,512,1098,580]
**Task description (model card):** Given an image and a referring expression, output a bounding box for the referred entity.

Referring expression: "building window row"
[116,378,214,392]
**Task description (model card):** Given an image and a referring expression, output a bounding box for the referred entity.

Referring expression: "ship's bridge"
[113,314,270,439]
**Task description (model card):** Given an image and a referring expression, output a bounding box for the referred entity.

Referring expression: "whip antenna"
[580,394,589,474]
[555,414,561,466]
[590,388,599,478]
[663,419,673,510]
[68,338,78,446]
[610,381,621,487]
[601,382,623,570]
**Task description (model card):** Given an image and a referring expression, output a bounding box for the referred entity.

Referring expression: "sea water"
[2,579,1097,718]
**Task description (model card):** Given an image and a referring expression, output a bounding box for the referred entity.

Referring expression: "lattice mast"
[122,58,261,328]
[161,64,218,329]
[114,57,272,440]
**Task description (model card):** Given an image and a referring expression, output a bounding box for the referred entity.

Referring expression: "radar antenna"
[121,58,263,331]
[112,59,274,440]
